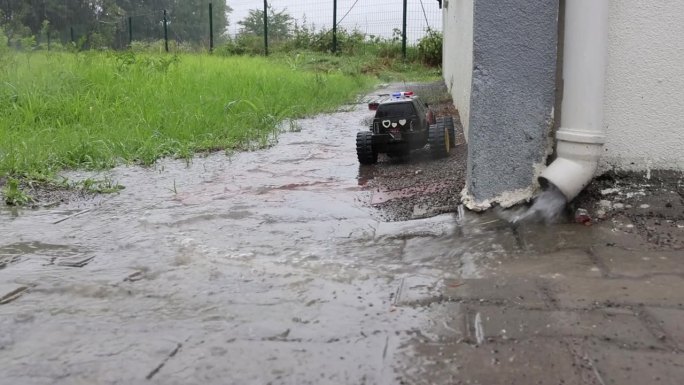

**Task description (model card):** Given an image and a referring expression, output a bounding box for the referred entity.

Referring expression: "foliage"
[0,0,232,50]
[237,5,293,41]
[417,28,443,67]
[73,177,124,194]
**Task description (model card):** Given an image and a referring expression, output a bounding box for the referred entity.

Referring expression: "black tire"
[429,120,450,158]
[437,116,456,148]
[444,116,456,148]
[356,131,377,164]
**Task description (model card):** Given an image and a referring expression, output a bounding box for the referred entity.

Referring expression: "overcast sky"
[225,0,442,43]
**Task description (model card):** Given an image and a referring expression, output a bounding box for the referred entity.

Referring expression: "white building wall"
[602,0,684,171]
[442,0,474,138]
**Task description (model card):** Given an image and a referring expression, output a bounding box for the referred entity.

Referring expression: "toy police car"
[356,91,455,164]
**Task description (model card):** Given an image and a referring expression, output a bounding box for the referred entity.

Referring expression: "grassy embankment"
[0,51,373,177]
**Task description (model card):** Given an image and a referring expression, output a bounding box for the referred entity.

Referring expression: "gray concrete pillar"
[464,0,559,209]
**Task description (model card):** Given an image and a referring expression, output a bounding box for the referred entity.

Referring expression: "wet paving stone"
[551,275,684,309]
[594,246,684,278]
[395,338,583,385]
[646,307,684,351]
[576,341,684,385]
[462,304,665,349]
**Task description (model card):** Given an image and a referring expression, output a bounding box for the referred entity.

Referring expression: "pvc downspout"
[539,0,609,201]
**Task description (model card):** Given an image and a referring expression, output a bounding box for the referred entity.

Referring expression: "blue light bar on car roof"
[391,91,414,98]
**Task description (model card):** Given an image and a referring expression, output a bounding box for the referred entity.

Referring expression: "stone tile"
[594,246,684,278]
[579,342,684,385]
[440,277,549,308]
[515,222,595,254]
[418,302,468,343]
[374,213,458,239]
[395,338,583,385]
[551,275,684,309]
[647,307,684,350]
[393,275,444,306]
[464,305,663,349]
[490,248,602,279]
[401,230,519,274]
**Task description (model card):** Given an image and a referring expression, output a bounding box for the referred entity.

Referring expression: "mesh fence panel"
[5,0,441,52]
[227,1,440,40]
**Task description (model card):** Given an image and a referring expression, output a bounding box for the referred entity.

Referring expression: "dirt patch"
[573,170,684,250]
[0,177,106,208]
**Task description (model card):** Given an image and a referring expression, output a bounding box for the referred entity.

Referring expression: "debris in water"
[57,255,95,268]
[574,208,592,226]
[0,284,28,304]
[124,271,145,282]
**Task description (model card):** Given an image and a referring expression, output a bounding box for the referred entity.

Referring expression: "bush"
[215,35,265,56]
[417,28,442,67]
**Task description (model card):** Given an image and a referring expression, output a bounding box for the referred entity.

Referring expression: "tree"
[0,0,232,49]
[238,5,292,41]
[166,0,231,44]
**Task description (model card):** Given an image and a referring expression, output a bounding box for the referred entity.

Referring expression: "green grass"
[0,51,375,178]
[268,51,442,82]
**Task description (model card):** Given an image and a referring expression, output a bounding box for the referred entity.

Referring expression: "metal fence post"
[402,0,407,59]
[128,16,133,47]
[209,3,214,52]
[70,26,74,43]
[47,30,51,51]
[163,9,169,52]
[332,0,337,53]
[263,0,269,55]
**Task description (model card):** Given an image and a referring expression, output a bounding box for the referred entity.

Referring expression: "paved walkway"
[394,212,684,385]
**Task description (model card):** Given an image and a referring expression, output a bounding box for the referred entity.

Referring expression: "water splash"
[501,183,568,225]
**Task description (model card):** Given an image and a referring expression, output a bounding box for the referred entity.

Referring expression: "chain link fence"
[227,0,441,44]
[4,0,441,56]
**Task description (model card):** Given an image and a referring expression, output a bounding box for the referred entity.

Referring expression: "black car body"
[369,95,435,155]
[356,92,453,164]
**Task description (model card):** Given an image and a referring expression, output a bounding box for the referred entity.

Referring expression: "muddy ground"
[1,82,684,385]
[572,170,684,249]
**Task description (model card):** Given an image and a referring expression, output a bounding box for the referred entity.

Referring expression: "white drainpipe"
[539,0,609,201]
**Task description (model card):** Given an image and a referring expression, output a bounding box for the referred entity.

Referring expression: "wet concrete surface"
[1,84,684,385]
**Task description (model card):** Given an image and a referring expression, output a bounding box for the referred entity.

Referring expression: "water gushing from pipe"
[498,183,567,225]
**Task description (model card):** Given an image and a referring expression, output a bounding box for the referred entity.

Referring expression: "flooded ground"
[1,84,684,385]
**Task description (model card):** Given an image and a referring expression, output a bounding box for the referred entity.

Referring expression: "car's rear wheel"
[436,116,456,149]
[444,116,456,148]
[356,131,377,164]
[429,120,450,158]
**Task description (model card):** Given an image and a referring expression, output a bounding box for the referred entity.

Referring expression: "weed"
[2,178,33,206]
[72,177,124,194]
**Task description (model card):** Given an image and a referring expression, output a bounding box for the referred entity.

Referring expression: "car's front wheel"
[356,131,378,164]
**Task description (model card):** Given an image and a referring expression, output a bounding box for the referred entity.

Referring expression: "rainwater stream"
[0,89,589,384]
